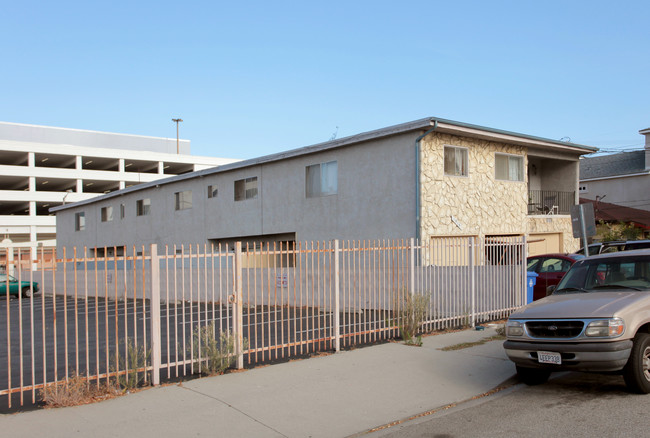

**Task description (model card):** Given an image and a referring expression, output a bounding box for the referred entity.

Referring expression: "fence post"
[334,239,340,352]
[150,244,161,386]
[6,244,14,277]
[470,236,476,328]
[234,242,244,369]
[409,238,415,295]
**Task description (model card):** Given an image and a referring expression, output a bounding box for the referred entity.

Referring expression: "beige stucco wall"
[528,216,580,253]
[420,132,580,252]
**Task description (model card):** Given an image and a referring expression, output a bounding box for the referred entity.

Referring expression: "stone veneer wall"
[419,132,579,251]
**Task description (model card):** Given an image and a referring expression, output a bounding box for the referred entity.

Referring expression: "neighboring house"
[579,197,650,239]
[579,127,650,212]
[0,121,239,252]
[52,117,597,258]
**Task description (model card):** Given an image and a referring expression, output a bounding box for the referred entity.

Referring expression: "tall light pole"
[172,118,183,154]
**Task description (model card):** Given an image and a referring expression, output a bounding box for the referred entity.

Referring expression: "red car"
[526,253,585,301]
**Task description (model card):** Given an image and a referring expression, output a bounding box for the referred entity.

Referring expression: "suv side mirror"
[546,285,556,296]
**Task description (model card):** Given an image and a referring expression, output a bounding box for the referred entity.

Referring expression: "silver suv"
[504,249,650,392]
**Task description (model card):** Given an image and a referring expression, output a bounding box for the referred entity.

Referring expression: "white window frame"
[174,190,192,211]
[136,198,151,216]
[495,153,524,182]
[444,146,468,177]
[306,161,338,197]
[234,177,258,201]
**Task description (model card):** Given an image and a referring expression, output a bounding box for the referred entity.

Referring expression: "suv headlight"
[585,318,625,338]
[506,320,524,337]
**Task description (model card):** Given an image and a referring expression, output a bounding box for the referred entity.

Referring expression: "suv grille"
[526,321,584,338]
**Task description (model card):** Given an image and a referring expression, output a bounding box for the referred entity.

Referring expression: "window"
[120,203,125,219]
[136,198,151,216]
[207,185,218,199]
[75,212,85,231]
[101,206,113,222]
[234,177,258,201]
[306,161,338,197]
[495,154,523,181]
[175,190,192,210]
[444,146,468,176]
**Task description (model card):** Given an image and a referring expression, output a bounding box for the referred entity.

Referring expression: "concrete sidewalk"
[3,327,515,438]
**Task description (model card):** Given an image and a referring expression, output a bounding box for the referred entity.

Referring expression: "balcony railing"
[528,190,575,215]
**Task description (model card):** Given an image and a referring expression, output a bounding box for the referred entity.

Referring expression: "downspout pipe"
[415,120,438,242]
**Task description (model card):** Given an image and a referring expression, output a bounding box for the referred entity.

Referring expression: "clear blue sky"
[2,0,648,159]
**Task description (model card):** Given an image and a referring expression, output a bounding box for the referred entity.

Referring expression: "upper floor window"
[495,153,523,181]
[101,206,113,222]
[234,177,258,201]
[136,198,151,216]
[75,212,85,231]
[207,185,218,199]
[306,161,338,197]
[444,146,468,177]
[175,190,192,210]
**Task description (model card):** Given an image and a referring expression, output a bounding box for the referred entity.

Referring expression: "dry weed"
[40,374,122,408]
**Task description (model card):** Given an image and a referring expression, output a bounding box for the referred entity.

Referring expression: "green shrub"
[192,322,240,375]
[114,338,150,390]
[391,291,430,346]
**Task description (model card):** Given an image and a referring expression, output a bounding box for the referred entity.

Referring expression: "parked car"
[0,273,40,298]
[526,253,584,301]
[576,239,650,256]
[504,249,650,393]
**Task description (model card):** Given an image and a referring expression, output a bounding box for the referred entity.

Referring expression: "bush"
[113,337,150,390]
[39,373,120,408]
[391,291,430,346]
[192,322,240,375]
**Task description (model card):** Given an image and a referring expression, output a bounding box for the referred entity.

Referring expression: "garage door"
[528,233,561,256]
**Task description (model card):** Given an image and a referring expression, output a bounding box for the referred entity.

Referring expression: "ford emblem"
[548,325,558,331]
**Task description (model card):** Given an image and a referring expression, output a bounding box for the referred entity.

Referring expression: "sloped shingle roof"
[580,151,646,179]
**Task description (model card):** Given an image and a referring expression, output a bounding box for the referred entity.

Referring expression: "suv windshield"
[555,254,650,293]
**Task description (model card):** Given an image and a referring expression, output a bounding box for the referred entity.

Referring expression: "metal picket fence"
[0,236,525,409]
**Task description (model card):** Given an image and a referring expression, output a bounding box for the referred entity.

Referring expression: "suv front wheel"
[623,332,650,394]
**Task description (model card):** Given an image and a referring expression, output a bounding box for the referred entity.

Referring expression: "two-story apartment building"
[52,117,597,257]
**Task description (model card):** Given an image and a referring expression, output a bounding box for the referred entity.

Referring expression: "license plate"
[538,351,561,365]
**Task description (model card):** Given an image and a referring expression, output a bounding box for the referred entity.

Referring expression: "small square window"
[136,198,151,216]
[207,185,218,199]
[306,161,337,197]
[444,146,468,177]
[234,177,258,201]
[75,212,85,231]
[101,206,113,222]
[175,190,192,210]
[495,154,524,181]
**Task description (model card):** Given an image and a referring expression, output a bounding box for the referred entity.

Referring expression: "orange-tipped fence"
[0,236,525,409]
